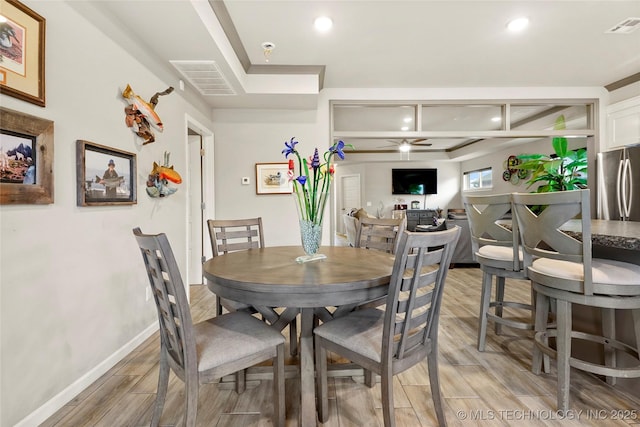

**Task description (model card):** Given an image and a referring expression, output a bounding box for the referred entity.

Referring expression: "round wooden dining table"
[203,245,395,426]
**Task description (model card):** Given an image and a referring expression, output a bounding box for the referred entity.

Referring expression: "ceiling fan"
[379,138,432,152]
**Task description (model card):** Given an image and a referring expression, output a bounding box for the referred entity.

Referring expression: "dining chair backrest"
[355,216,407,254]
[208,217,265,257]
[133,227,196,377]
[464,193,521,272]
[384,227,460,369]
[511,189,593,294]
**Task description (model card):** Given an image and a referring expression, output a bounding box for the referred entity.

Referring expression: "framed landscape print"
[255,162,292,194]
[0,0,46,106]
[76,140,136,206]
[0,107,53,204]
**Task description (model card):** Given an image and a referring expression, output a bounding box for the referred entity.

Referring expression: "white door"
[339,174,361,234]
[188,131,204,285]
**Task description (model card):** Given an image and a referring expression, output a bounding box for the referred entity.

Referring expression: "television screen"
[392,168,437,195]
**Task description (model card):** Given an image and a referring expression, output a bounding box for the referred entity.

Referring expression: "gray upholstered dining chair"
[132,227,285,427]
[314,227,461,427]
[463,193,533,351]
[355,216,407,254]
[208,217,298,358]
[511,189,640,412]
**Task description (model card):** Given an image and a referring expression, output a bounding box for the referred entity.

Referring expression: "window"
[464,167,492,190]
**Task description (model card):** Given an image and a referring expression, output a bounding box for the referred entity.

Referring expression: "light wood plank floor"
[41,267,640,427]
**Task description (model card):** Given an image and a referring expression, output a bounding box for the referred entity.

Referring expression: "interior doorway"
[338,174,361,234]
[186,117,214,286]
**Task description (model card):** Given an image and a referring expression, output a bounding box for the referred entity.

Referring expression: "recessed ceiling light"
[491,116,501,122]
[403,117,412,123]
[401,126,409,131]
[314,16,333,32]
[507,17,529,32]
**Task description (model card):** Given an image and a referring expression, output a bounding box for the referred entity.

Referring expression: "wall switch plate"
[241,177,250,185]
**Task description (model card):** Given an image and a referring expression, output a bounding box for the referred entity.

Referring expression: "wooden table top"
[203,246,396,308]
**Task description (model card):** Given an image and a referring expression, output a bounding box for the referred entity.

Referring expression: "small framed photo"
[0,107,53,204]
[0,0,46,107]
[76,140,136,206]
[255,162,292,195]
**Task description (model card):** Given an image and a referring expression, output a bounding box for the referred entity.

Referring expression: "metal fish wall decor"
[146,152,182,198]
[122,84,174,145]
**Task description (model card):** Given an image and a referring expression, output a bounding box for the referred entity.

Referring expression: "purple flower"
[282,137,298,158]
[311,148,320,169]
[329,140,346,160]
[296,176,307,185]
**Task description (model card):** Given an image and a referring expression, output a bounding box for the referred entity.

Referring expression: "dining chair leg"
[273,343,285,427]
[495,276,505,335]
[477,271,492,351]
[602,308,617,386]
[151,351,170,427]
[235,369,246,394]
[184,376,199,427]
[556,299,572,413]
[364,369,375,387]
[427,349,447,427]
[634,309,640,364]
[314,336,329,423]
[381,368,396,427]
[532,291,549,375]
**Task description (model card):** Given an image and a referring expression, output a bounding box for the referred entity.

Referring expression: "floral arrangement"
[282,137,349,226]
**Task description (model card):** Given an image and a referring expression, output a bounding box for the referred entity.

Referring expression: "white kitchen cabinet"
[605,95,640,151]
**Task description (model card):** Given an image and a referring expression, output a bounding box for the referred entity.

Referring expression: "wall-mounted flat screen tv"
[392,168,437,195]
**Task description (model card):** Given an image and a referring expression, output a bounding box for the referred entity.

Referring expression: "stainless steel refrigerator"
[597,144,640,221]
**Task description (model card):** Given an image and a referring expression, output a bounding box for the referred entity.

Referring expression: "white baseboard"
[14,323,158,427]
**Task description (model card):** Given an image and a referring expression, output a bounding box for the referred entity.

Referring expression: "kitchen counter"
[563,219,640,251]
[501,219,640,252]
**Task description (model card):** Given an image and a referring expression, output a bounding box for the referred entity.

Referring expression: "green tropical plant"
[514,115,588,193]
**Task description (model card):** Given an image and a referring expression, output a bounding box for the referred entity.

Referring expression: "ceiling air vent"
[605,17,640,34]
[169,60,236,95]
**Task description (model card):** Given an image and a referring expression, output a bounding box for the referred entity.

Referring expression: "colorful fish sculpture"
[122,84,173,144]
[151,162,182,184]
[146,152,182,198]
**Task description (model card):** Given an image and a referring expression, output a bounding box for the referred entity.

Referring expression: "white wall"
[335,161,461,218]
[211,108,328,246]
[0,2,214,425]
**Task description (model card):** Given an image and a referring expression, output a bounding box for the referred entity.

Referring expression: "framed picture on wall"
[76,140,137,206]
[255,162,292,194]
[0,0,46,106]
[0,107,53,204]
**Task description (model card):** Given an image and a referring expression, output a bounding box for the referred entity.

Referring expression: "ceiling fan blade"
[412,142,432,146]
[385,139,401,144]
[411,138,428,143]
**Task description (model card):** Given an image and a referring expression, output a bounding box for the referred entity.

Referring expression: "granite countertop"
[500,219,640,251]
[562,219,640,251]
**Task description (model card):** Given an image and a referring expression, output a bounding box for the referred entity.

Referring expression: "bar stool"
[463,193,533,351]
[511,189,640,412]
